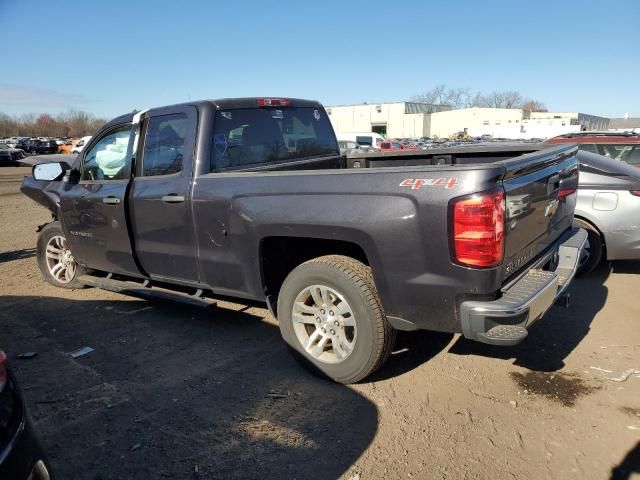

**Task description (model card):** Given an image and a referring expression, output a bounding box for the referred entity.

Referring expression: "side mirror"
[32,162,68,181]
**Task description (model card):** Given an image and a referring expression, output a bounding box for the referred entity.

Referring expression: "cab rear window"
[210,107,338,172]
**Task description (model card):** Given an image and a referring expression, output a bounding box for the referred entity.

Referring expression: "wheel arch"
[574,214,607,259]
[259,236,373,316]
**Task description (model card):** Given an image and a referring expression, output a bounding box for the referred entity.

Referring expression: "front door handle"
[162,195,185,204]
[102,196,121,205]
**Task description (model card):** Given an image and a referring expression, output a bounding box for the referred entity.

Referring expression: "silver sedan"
[574,151,640,274]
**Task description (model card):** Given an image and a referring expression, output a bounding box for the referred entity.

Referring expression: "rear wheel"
[36,222,86,289]
[277,255,395,384]
[574,219,603,276]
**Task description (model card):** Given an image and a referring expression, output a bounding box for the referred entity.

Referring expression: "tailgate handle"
[102,196,121,205]
[162,194,185,204]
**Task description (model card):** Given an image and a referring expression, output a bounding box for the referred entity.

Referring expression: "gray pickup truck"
[21,97,586,383]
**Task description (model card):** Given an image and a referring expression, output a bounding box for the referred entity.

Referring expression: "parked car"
[378,141,418,151]
[336,132,385,150]
[338,140,360,155]
[572,150,640,274]
[0,350,53,480]
[22,98,584,383]
[545,132,640,167]
[0,143,27,165]
[57,139,76,154]
[21,140,59,155]
[70,136,91,154]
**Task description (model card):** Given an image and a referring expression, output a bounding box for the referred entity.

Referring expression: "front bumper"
[460,227,587,346]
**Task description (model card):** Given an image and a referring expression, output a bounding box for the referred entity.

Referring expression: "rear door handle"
[102,197,121,205]
[162,195,185,203]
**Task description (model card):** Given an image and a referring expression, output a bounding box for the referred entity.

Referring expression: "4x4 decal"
[399,178,460,190]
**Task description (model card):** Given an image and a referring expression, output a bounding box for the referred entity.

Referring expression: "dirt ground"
[1,166,639,480]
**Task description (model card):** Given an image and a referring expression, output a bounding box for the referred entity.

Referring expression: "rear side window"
[599,144,640,166]
[142,114,187,176]
[211,107,338,172]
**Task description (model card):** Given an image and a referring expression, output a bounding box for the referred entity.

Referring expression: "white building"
[327,102,609,140]
[428,108,524,139]
[326,102,449,139]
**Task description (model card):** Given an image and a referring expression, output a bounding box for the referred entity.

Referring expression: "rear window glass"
[211,107,338,172]
[355,136,373,146]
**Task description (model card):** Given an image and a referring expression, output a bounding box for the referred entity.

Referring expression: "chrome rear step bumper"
[460,227,587,346]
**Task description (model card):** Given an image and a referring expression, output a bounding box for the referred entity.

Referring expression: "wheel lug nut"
[334,320,339,326]
[330,329,336,335]
[329,311,334,316]
[321,328,326,333]
[320,309,325,315]
[316,317,321,323]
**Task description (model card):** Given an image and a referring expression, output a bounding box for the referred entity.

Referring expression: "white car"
[71,136,92,154]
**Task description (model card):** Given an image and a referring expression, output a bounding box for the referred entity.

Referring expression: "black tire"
[277,255,396,384]
[574,219,603,276]
[36,222,86,289]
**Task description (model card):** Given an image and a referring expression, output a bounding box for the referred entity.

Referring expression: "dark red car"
[545,132,640,166]
[378,141,419,152]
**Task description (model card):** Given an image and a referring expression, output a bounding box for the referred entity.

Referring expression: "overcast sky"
[1,0,638,119]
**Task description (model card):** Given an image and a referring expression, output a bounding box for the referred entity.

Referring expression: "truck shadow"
[368,330,454,382]
[0,248,36,264]
[447,261,611,372]
[0,295,377,480]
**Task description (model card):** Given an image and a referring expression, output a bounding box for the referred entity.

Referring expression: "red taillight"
[453,190,505,268]
[257,98,291,107]
[631,190,640,197]
[558,188,576,200]
[0,351,7,391]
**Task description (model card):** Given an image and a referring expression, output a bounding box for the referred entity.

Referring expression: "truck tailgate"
[501,144,579,281]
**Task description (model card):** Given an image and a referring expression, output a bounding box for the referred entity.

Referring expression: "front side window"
[211,107,338,172]
[81,126,132,181]
[142,114,187,176]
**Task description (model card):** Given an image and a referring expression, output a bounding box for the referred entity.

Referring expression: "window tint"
[578,144,597,153]
[211,107,338,171]
[142,114,187,176]
[81,126,132,181]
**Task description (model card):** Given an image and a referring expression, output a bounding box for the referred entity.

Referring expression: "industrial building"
[326,102,449,139]
[327,102,611,140]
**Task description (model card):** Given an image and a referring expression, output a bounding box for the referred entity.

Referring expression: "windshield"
[211,107,338,171]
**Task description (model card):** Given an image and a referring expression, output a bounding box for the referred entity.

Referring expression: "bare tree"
[0,110,106,138]
[521,99,547,113]
[411,86,547,111]
[411,84,449,105]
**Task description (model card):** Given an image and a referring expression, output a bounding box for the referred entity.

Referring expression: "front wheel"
[36,222,86,289]
[277,255,395,384]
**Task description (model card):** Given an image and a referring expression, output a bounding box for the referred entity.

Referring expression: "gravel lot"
[1,166,639,480]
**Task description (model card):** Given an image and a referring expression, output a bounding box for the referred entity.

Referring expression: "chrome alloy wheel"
[45,235,76,284]
[291,284,357,364]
